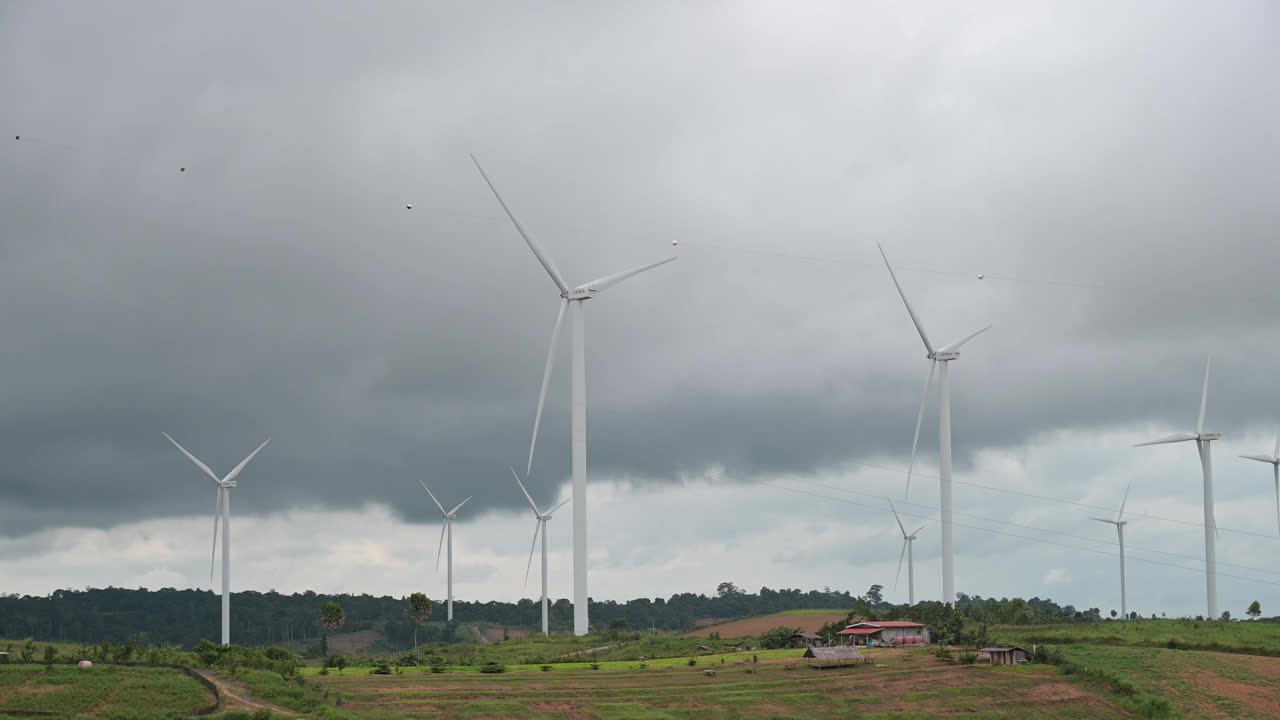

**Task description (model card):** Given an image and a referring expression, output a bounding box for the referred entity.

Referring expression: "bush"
[687,658,697,666]
[370,662,392,675]
[479,661,506,674]
[934,645,953,660]
[540,664,552,672]
[590,663,600,670]
[958,651,977,665]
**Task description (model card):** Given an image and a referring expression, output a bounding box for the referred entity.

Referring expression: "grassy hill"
[683,610,849,637]
[994,618,1280,656]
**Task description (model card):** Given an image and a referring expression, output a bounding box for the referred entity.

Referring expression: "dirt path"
[193,670,301,717]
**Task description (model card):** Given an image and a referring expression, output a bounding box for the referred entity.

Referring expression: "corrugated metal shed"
[803,646,866,667]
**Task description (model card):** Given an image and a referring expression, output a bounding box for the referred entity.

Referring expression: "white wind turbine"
[510,468,571,635]
[887,499,926,606]
[1239,432,1280,536]
[1135,356,1221,619]
[1090,483,1131,620]
[163,433,270,645]
[418,480,471,622]
[879,243,990,606]
[473,156,676,636]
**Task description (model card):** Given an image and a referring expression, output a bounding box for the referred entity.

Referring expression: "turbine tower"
[888,499,926,606]
[473,156,676,636]
[511,468,571,635]
[163,433,270,645]
[418,480,470,622]
[1135,356,1220,619]
[1239,432,1280,536]
[1090,483,1131,620]
[879,243,990,606]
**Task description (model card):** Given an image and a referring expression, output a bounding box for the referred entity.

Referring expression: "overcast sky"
[2,1,1279,619]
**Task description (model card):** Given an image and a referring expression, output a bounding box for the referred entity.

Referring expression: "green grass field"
[308,647,1125,719]
[994,619,1280,656]
[0,664,212,717]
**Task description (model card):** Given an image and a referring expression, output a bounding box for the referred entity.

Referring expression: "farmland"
[683,610,848,638]
[309,647,1125,719]
[0,664,213,717]
[994,618,1280,656]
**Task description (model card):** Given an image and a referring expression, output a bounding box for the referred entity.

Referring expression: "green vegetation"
[995,618,1280,656]
[0,664,210,716]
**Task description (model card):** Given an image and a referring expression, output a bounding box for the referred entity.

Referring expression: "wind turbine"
[887,499,926,606]
[418,480,471,622]
[1090,483,1131,620]
[510,468,571,635]
[879,243,990,606]
[162,433,270,645]
[1239,432,1280,536]
[473,156,676,636]
[1135,356,1220,619]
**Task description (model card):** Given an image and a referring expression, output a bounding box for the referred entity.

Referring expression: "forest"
[0,583,1096,649]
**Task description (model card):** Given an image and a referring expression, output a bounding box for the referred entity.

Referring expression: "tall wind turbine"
[511,468,571,635]
[1239,432,1280,536]
[1090,483,1131,620]
[1135,356,1220,619]
[887,499,926,606]
[879,243,990,606]
[163,433,270,645]
[473,156,676,636]
[418,480,470,622]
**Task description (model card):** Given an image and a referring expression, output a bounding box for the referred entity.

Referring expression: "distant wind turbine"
[1090,483,1131,620]
[510,468,571,635]
[163,433,270,645]
[473,156,677,636]
[418,480,471,622]
[1239,432,1280,536]
[888,499,926,606]
[879,243,990,606]
[1135,356,1220,619]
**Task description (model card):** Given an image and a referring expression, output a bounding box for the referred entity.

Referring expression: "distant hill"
[684,610,850,638]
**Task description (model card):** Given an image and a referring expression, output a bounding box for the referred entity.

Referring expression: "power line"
[858,461,1280,542]
[763,481,1280,589]
[787,475,1280,577]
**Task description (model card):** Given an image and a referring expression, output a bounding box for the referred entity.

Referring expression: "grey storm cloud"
[2,1,1279,537]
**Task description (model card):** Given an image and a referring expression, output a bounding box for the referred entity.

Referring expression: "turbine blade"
[471,155,569,293]
[210,488,222,588]
[911,525,926,536]
[887,498,907,537]
[581,257,677,293]
[1240,454,1278,464]
[877,243,934,354]
[894,539,907,591]
[1274,430,1279,460]
[524,521,541,590]
[1090,517,1116,524]
[905,360,936,499]
[223,438,270,483]
[418,479,448,515]
[548,497,571,515]
[162,433,220,484]
[1197,356,1211,434]
[510,467,541,515]
[937,325,992,354]
[448,497,472,515]
[1133,433,1198,447]
[435,521,447,572]
[1118,482,1131,521]
[528,298,568,475]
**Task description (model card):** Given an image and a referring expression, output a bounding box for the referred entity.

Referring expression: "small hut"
[978,646,1030,666]
[790,632,824,648]
[0,652,9,664]
[803,646,866,668]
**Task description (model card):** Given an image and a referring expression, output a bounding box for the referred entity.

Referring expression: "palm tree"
[404,593,434,650]
[319,601,345,656]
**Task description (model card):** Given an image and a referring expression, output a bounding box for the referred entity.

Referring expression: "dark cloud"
[2,1,1279,537]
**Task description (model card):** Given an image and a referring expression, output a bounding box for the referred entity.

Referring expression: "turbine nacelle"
[217,480,238,489]
[929,350,960,361]
[562,286,598,301]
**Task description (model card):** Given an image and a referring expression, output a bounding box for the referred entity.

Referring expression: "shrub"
[958,651,977,665]
[479,661,506,674]
[370,661,392,675]
[934,645,953,660]
[590,663,600,670]
[687,658,697,666]
[540,664,552,672]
